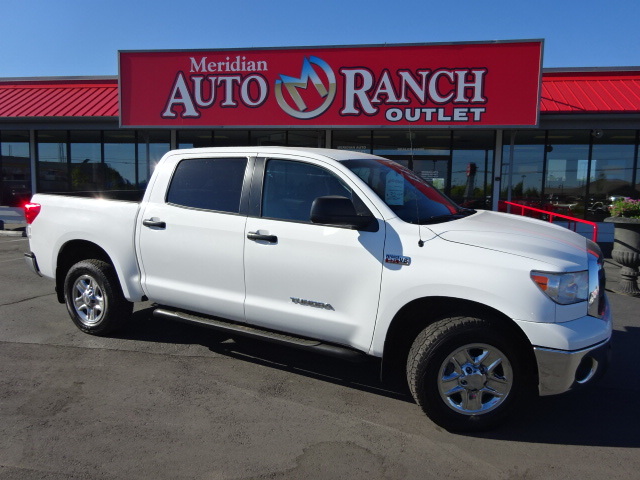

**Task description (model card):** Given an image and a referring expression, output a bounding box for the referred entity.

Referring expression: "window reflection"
[104,131,136,190]
[20,127,640,223]
[70,131,101,191]
[36,131,69,193]
[450,131,494,209]
[287,130,324,147]
[332,130,371,152]
[588,130,637,221]
[0,131,31,207]
[36,129,170,193]
[213,130,250,147]
[372,130,451,192]
[137,131,170,189]
[503,129,640,220]
[501,130,546,208]
[251,130,286,146]
[544,130,590,219]
[178,130,213,149]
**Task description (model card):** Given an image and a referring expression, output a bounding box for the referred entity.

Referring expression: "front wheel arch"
[380,297,538,391]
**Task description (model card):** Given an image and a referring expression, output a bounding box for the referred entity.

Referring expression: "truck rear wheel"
[63,259,133,336]
[407,316,530,432]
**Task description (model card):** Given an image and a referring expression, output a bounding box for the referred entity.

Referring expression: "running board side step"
[153,308,367,362]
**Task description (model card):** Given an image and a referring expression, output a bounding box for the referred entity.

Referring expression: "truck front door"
[243,157,385,352]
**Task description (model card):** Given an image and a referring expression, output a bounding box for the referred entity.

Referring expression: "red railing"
[503,201,598,242]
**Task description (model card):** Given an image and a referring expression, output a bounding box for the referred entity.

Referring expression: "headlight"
[531,270,589,305]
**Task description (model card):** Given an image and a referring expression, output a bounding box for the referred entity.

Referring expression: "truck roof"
[171,146,383,162]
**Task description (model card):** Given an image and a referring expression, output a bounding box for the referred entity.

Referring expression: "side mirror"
[310,196,376,231]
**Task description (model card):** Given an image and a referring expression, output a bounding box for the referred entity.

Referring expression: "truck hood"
[426,210,588,270]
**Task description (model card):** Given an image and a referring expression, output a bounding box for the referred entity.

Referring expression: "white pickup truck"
[24,147,611,431]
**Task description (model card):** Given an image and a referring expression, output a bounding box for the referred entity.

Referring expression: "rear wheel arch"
[63,258,133,335]
[380,297,538,387]
[55,240,114,303]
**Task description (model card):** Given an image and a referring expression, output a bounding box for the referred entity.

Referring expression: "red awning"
[540,70,640,113]
[0,78,118,118]
[1,70,639,118]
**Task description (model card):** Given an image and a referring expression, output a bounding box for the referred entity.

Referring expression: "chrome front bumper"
[535,250,611,396]
[535,338,611,396]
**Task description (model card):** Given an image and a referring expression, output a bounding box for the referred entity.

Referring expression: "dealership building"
[1,41,639,239]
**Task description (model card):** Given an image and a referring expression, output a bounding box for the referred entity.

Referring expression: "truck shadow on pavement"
[120,307,640,447]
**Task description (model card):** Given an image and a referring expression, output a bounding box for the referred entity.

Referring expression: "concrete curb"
[0,229,26,237]
[0,222,26,237]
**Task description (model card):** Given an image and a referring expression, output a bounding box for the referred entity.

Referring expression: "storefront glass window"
[587,130,638,221]
[251,130,286,146]
[0,131,31,207]
[373,130,451,192]
[287,130,324,147]
[543,130,590,218]
[450,131,494,209]
[178,130,213,149]
[331,130,371,153]
[36,131,69,193]
[213,130,250,147]
[371,129,416,168]
[104,131,136,189]
[137,130,170,189]
[501,130,546,208]
[70,131,102,191]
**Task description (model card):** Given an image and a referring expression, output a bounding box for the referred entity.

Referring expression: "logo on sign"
[275,56,337,119]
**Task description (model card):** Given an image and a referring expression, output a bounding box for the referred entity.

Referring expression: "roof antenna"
[409,129,424,247]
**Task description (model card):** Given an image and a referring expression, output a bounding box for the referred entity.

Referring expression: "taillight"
[24,203,41,224]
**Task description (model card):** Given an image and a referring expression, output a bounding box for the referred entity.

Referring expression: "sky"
[1,0,639,78]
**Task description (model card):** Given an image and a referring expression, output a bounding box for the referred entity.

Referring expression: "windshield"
[342,158,472,224]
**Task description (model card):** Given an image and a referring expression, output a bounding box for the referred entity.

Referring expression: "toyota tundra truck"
[23,147,612,431]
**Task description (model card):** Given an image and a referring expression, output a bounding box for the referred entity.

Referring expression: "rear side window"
[167,157,247,213]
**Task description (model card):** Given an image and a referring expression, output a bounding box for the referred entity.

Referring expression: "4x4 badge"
[385,254,411,266]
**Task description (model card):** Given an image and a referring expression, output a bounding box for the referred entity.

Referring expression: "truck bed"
[26,192,145,301]
[40,189,145,202]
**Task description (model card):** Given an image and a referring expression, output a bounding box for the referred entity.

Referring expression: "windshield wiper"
[458,208,477,216]
[419,214,459,224]
[419,208,476,224]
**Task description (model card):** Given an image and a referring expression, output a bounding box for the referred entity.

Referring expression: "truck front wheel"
[407,316,530,432]
[63,259,133,336]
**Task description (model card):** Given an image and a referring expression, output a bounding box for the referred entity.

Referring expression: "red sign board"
[119,41,542,128]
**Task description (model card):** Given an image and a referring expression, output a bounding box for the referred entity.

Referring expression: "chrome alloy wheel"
[72,274,107,326]
[438,343,513,415]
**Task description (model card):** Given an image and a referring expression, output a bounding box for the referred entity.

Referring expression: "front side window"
[262,159,353,222]
[167,157,247,213]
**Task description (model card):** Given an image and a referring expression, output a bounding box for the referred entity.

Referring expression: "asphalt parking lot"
[1,235,639,480]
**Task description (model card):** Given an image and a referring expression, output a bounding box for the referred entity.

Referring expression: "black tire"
[407,316,531,432]
[63,259,133,336]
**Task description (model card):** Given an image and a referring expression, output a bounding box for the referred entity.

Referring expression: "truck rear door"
[136,155,251,322]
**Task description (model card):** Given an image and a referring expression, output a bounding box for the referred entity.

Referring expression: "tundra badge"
[290,297,335,311]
